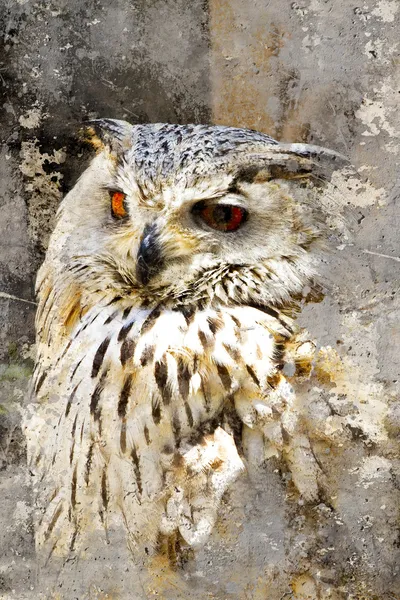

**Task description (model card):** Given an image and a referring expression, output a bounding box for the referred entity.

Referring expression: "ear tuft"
[81,118,133,153]
[275,143,349,182]
[239,143,349,186]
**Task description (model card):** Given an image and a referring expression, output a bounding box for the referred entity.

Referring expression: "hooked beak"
[136,222,164,286]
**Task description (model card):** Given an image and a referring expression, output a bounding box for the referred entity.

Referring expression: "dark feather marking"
[274,342,287,370]
[229,165,262,190]
[247,302,280,320]
[71,465,77,509]
[223,343,241,362]
[230,314,241,329]
[140,344,155,366]
[179,305,196,325]
[118,374,133,418]
[107,295,122,306]
[200,375,211,412]
[69,440,75,466]
[154,356,171,405]
[221,280,229,297]
[90,370,108,421]
[91,337,111,378]
[101,469,108,511]
[44,539,59,567]
[79,303,88,319]
[44,504,63,541]
[75,312,100,338]
[184,401,194,428]
[120,419,127,453]
[35,372,47,394]
[104,310,118,325]
[69,528,78,553]
[198,329,213,351]
[217,364,232,391]
[117,320,135,342]
[40,296,55,337]
[70,357,84,380]
[85,443,94,485]
[59,338,73,362]
[267,373,281,389]
[151,393,162,424]
[131,445,142,497]
[122,306,131,320]
[247,302,293,334]
[172,412,181,442]
[80,421,84,443]
[177,358,194,427]
[207,316,223,335]
[65,382,80,417]
[140,306,161,335]
[70,263,89,275]
[36,285,53,324]
[71,413,78,438]
[144,424,151,445]
[246,364,260,387]
[120,338,136,366]
[177,358,190,401]
[45,491,57,512]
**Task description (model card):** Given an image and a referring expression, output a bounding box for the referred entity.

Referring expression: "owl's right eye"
[110,191,128,219]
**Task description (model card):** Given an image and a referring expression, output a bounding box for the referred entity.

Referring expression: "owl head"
[42,120,346,319]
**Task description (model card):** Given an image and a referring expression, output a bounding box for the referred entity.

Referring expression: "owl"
[24,121,346,563]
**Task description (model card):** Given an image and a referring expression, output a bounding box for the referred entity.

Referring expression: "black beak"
[136,223,164,286]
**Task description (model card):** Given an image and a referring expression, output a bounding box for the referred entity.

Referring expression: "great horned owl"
[25,121,345,561]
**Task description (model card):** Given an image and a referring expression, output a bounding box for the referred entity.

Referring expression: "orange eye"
[110,191,128,219]
[194,202,248,232]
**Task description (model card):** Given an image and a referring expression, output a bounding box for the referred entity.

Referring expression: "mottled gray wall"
[1,0,399,598]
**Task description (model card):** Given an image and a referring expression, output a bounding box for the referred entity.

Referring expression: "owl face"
[56,121,345,310]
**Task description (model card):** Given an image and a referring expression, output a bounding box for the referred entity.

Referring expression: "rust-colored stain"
[209,0,277,134]
[209,0,317,142]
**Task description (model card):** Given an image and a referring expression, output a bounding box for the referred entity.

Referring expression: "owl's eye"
[110,191,128,219]
[194,202,248,232]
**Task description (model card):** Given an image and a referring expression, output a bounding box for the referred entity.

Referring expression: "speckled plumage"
[25,121,346,561]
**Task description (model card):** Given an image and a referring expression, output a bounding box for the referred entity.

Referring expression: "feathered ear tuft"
[237,143,349,186]
[271,143,349,183]
[81,118,134,153]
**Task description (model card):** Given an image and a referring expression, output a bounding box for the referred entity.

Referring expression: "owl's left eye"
[110,191,128,219]
[193,202,248,232]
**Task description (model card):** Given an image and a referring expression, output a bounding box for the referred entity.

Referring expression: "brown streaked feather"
[118,374,134,418]
[216,364,232,391]
[92,336,111,378]
[154,356,171,405]
[120,338,136,366]
[131,445,143,497]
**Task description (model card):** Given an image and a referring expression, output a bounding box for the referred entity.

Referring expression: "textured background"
[0,0,399,598]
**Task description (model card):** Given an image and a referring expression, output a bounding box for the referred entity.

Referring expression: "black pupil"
[212,205,234,224]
